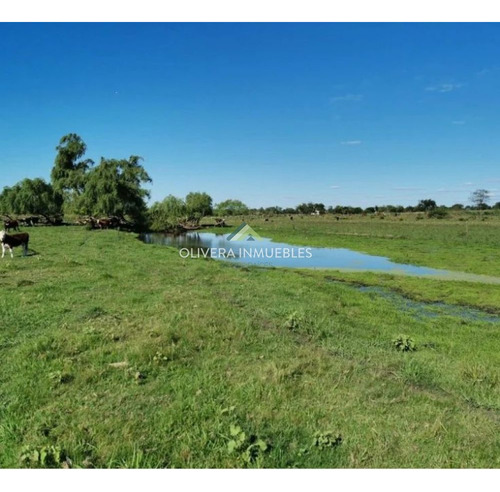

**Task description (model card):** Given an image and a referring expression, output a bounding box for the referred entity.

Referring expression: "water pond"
[141,232,500,284]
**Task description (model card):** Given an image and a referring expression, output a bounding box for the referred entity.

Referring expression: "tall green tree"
[78,156,151,226]
[148,195,187,231]
[214,199,249,216]
[185,192,213,219]
[0,178,62,216]
[0,186,17,215]
[51,133,93,197]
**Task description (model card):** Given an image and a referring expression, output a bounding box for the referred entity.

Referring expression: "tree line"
[245,195,499,217]
[1,134,498,231]
[0,134,152,228]
[0,134,252,231]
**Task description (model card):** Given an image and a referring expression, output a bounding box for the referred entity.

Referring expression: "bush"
[427,208,448,219]
[20,445,68,468]
[312,431,343,449]
[284,312,301,330]
[392,335,417,352]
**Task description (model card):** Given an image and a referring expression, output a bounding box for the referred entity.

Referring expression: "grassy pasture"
[234,212,500,311]
[0,219,499,468]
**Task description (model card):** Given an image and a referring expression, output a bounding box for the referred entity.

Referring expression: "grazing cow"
[81,216,97,228]
[0,230,29,258]
[20,216,39,227]
[108,216,121,228]
[4,219,20,232]
[97,218,112,229]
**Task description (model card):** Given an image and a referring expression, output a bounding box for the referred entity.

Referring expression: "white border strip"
[1,1,500,22]
[0,469,498,492]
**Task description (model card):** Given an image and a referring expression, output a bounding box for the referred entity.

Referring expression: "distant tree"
[263,206,283,215]
[427,207,448,219]
[493,201,500,210]
[314,203,326,214]
[416,199,437,212]
[364,206,376,214]
[162,195,187,217]
[51,133,93,196]
[450,203,464,210]
[332,205,346,214]
[0,178,62,217]
[78,156,151,227]
[296,203,313,214]
[296,202,325,214]
[214,199,249,216]
[470,189,490,209]
[148,195,187,230]
[185,192,213,219]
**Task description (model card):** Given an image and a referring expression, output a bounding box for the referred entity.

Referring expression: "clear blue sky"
[1,23,499,208]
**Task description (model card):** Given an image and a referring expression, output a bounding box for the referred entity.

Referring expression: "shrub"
[20,445,67,468]
[284,312,301,330]
[227,424,270,465]
[427,208,448,219]
[312,431,343,450]
[392,335,417,352]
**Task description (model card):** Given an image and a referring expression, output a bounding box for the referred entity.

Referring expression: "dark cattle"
[0,230,29,258]
[97,217,123,229]
[80,216,97,228]
[4,219,20,232]
[20,216,39,227]
[108,216,121,228]
[97,218,112,229]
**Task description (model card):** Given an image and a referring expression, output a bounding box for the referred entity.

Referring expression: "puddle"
[354,285,500,323]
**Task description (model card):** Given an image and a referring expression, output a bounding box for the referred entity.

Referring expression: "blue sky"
[1,23,499,208]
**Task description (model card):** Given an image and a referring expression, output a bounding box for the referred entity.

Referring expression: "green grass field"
[0,217,499,468]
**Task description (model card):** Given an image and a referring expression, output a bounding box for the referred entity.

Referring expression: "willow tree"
[214,199,249,216]
[51,134,93,211]
[0,178,62,217]
[148,195,187,231]
[78,156,151,227]
[185,192,213,219]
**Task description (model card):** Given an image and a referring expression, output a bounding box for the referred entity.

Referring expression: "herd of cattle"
[1,215,132,258]
[76,216,131,230]
[3,217,38,231]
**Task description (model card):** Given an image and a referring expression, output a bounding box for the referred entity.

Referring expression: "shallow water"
[355,285,500,323]
[141,232,500,284]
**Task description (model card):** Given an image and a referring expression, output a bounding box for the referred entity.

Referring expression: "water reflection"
[141,232,500,283]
